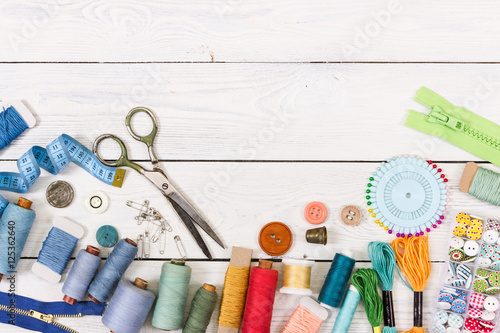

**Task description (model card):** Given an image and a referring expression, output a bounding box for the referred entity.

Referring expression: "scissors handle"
[126,107,159,166]
[92,134,143,173]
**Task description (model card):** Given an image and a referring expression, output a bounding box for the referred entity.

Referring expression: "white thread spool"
[280,258,314,295]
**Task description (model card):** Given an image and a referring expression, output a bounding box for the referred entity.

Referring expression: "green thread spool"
[152,259,192,330]
[460,162,500,206]
[183,284,218,333]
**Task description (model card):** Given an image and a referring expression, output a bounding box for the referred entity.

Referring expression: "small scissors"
[93,107,225,259]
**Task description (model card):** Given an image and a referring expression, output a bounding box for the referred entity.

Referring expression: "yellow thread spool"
[280,259,313,295]
[218,266,250,327]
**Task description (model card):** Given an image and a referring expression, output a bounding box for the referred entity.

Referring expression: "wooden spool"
[459,161,479,193]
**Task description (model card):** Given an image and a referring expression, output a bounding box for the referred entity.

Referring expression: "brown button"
[259,222,293,256]
[341,205,362,226]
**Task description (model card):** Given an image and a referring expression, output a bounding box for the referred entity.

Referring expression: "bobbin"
[63,245,100,305]
[280,259,314,295]
[0,100,36,128]
[32,217,84,284]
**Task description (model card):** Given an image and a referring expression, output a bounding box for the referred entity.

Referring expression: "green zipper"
[0,304,81,333]
[405,87,500,166]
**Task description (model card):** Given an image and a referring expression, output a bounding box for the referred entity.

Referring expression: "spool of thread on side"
[62,245,101,305]
[183,283,218,333]
[318,250,355,309]
[280,259,313,295]
[152,259,192,330]
[282,297,328,333]
[0,197,35,282]
[241,260,278,333]
[32,217,84,284]
[0,101,36,151]
[331,285,361,333]
[460,161,500,205]
[102,277,156,333]
[88,238,138,304]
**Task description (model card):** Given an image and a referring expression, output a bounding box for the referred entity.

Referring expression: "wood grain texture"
[0,260,447,332]
[2,63,500,161]
[0,1,500,62]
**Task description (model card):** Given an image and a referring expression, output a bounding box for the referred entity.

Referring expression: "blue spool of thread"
[0,104,34,151]
[0,198,36,280]
[102,278,155,333]
[62,246,102,305]
[318,250,355,309]
[331,285,361,332]
[32,217,84,284]
[88,238,138,304]
[152,259,192,330]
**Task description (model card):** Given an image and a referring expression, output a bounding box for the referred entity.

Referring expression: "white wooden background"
[1,1,500,332]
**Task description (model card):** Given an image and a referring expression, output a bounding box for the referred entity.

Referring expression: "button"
[464,240,480,256]
[341,205,362,226]
[448,312,465,327]
[484,296,500,312]
[481,310,495,321]
[450,237,465,249]
[258,222,293,256]
[437,302,451,310]
[304,202,327,224]
[96,225,119,247]
[478,257,492,268]
[446,328,460,333]
[432,323,446,333]
[85,191,109,214]
[484,230,499,244]
[468,307,483,318]
[434,310,448,324]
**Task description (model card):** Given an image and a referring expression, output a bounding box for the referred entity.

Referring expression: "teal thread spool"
[331,286,361,333]
[152,259,192,330]
[0,198,35,282]
[318,250,355,309]
[183,283,218,333]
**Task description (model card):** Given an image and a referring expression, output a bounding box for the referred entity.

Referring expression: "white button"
[85,191,109,214]
[484,296,500,312]
[463,240,480,256]
[481,310,496,321]
[447,328,461,333]
[484,230,499,244]
[438,302,451,310]
[478,257,492,268]
[450,237,465,249]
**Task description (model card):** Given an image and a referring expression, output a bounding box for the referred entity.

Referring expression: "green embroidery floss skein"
[351,268,383,333]
[152,259,192,330]
[183,284,218,333]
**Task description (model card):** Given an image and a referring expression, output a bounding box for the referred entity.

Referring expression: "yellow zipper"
[0,304,81,333]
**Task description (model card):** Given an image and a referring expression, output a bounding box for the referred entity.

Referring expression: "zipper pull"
[29,310,54,323]
[428,106,464,131]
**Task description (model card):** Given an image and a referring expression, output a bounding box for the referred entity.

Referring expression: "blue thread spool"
[331,285,361,332]
[0,101,36,151]
[62,245,101,305]
[0,198,36,282]
[152,259,192,330]
[318,250,355,309]
[32,217,84,283]
[102,278,155,333]
[88,238,138,304]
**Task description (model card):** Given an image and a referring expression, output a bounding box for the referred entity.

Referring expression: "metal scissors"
[93,107,225,259]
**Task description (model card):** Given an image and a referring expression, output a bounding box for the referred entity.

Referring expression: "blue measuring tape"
[0,134,125,215]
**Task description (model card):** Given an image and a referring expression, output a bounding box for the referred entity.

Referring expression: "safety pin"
[160,228,167,255]
[144,231,150,258]
[174,235,187,259]
[126,200,150,225]
[150,224,162,243]
[137,234,143,260]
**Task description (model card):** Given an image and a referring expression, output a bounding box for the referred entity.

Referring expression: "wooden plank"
[0,1,500,62]
[0,260,446,332]
[0,160,485,260]
[2,63,500,161]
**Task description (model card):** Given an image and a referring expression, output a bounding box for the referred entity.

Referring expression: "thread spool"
[31,217,84,284]
[0,101,36,151]
[282,297,328,333]
[183,283,218,333]
[88,238,138,304]
[318,250,355,309]
[241,260,279,333]
[62,245,101,305]
[331,285,361,333]
[460,161,500,205]
[152,259,192,330]
[102,277,156,333]
[0,197,35,282]
[280,259,313,295]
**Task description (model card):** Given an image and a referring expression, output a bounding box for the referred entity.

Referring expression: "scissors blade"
[168,191,225,249]
[167,196,213,260]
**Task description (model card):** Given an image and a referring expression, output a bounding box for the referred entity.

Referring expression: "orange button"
[304,201,327,224]
[259,222,293,256]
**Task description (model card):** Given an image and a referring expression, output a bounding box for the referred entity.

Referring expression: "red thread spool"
[241,260,278,333]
